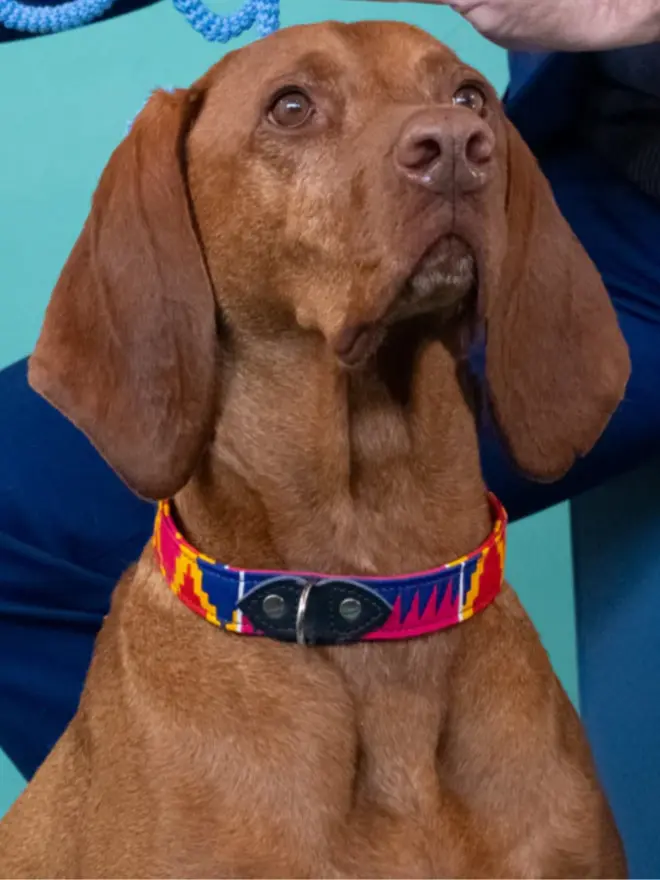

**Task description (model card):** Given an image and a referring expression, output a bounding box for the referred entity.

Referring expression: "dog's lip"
[334,323,371,361]
[389,234,476,310]
[404,233,475,285]
[333,321,385,369]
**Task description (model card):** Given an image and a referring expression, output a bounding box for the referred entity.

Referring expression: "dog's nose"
[394,110,494,195]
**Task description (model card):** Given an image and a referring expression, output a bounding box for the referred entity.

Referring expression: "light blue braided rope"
[0,0,115,33]
[0,0,279,39]
[172,0,279,42]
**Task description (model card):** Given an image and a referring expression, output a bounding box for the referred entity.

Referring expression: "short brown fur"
[0,21,629,878]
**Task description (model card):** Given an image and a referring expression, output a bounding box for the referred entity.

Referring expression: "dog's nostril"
[406,137,442,170]
[465,129,493,165]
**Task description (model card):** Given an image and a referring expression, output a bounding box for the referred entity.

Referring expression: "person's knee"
[0,358,154,578]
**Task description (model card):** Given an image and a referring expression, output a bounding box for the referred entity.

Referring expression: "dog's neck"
[163,323,494,812]
[175,320,491,577]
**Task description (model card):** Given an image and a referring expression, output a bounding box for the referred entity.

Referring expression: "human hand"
[346,0,660,52]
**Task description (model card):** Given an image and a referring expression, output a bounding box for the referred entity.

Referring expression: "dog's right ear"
[482,121,630,481]
[29,88,217,500]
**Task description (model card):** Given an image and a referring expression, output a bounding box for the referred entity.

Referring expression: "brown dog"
[0,20,630,879]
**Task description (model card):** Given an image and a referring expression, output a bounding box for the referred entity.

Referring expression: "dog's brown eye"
[452,85,487,115]
[269,90,314,128]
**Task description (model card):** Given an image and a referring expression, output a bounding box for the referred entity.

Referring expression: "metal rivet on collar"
[262,593,286,620]
[339,597,362,623]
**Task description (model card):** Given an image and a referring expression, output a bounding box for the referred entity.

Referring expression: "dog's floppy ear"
[483,122,630,481]
[29,88,217,500]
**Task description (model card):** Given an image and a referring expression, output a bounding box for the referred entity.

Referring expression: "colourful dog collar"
[153,494,507,646]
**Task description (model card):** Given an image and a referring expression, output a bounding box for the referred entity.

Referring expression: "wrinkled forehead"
[199,21,467,117]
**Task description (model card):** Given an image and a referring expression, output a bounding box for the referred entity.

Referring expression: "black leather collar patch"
[238,576,393,645]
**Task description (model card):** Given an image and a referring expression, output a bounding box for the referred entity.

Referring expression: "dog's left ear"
[29,88,217,500]
[482,121,630,481]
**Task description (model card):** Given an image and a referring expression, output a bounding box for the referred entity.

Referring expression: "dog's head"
[29,21,630,499]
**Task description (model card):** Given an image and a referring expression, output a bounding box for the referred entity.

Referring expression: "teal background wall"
[0,0,576,818]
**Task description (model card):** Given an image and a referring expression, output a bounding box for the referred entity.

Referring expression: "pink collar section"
[153,494,507,646]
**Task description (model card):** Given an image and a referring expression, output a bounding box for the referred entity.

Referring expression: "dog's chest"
[147,632,492,876]
[92,605,463,872]
[74,588,589,879]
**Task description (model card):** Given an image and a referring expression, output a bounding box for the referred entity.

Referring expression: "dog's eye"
[268,89,314,128]
[452,85,487,115]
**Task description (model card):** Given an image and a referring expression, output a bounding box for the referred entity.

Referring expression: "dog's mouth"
[334,235,477,369]
[394,234,476,322]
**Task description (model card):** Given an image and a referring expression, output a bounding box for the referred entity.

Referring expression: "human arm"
[346,0,660,51]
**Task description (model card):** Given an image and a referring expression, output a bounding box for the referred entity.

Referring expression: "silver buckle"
[295,581,314,646]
